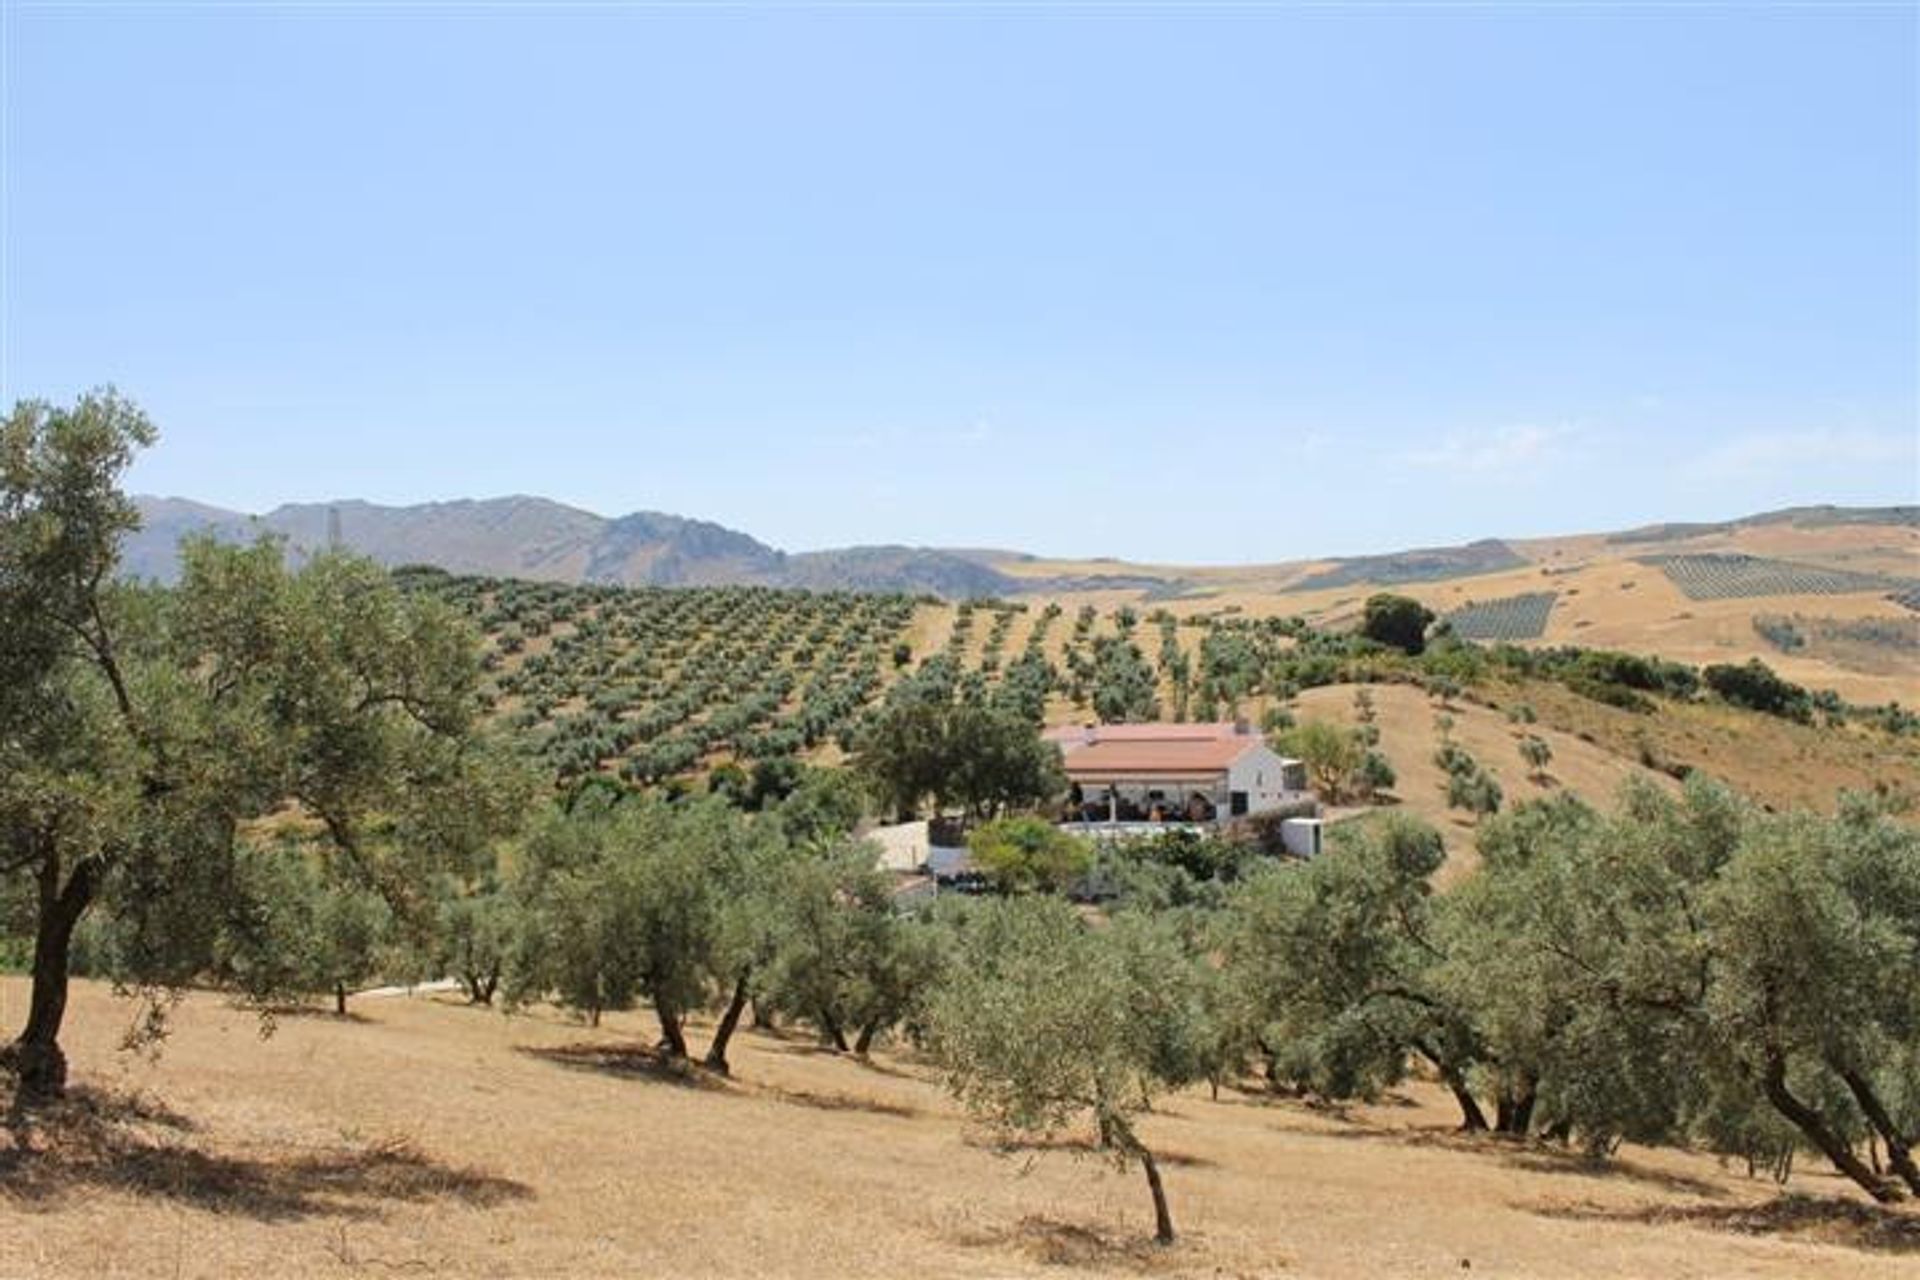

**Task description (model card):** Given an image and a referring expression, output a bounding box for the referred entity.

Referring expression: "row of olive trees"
[916,782,1918,1250]
[501,787,929,1071]
[1213,782,1920,1203]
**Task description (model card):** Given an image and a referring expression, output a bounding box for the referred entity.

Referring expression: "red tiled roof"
[1043,721,1247,746]
[1061,735,1262,779]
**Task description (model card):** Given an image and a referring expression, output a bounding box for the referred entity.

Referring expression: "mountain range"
[127,496,1034,597]
[127,496,1918,599]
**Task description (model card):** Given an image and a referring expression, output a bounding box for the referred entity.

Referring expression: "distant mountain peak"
[125,495,1022,596]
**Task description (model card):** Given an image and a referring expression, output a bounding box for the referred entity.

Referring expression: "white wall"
[1227,744,1312,814]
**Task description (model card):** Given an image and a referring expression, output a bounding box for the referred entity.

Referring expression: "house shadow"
[1530,1193,1920,1255]
[1,1084,530,1222]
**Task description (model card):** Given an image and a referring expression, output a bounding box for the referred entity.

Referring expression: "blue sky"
[4,4,1915,563]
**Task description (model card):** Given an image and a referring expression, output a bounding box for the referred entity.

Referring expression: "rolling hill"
[134,497,1916,709]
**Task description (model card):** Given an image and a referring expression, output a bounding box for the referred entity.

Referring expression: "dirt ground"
[3,980,1915,1279]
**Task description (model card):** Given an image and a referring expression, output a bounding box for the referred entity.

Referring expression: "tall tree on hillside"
[1360,594,1435,656]
[760,844,935,1055]
[0,391,505,1097]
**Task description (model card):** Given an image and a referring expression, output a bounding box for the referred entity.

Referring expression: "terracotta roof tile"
[1061,736,1262,777]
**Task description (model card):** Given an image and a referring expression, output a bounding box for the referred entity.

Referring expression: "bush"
[1703,659,1812,723]
[968,817,1093,895]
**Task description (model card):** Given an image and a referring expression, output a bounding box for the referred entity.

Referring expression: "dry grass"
[1018,517,1919,706]
[4,980,1916,1278]
[1292,681,1677,878]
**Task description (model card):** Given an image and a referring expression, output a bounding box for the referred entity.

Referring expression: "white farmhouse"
[1044,721,1313,835]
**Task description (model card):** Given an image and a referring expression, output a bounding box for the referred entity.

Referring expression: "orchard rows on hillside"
[398,571,1360,784]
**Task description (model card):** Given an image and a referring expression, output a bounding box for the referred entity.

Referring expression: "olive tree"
[1221,814,1490,1129]
[925,897,1207,1244]
[508,792,782,1064]
[760,843,935,1055]
[2,391,501,1097]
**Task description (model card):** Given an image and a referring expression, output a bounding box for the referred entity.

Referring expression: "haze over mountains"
[128,496,1035,596]
[129,495,1918,599]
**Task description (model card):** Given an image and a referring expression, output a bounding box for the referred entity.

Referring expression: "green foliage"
[1440,782,1920,1197]
[214,840,393,1013]
[1360,593,1435,656]
[1220,815,1471,1107]
[507,793,779,1056]
[1272,721,1385,803]
[1,391,511,1094]
[1703,658,1813,723]
[968,817,1092,895]
[1518,734,1553,781]
[1089,634,1161,723]
[760,845,937,1053]
[925,896,1206,1242]
[772,766,868,847]
[856,700,1064,821]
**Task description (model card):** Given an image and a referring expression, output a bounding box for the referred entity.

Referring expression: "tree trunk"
[1839,1066,1920,1196]
[1416,1043,1488,1132]
[819,1008,849,1053]
[704,971,752,1075]
[1762,1053,1905,1203]
[853,1019,881,1056]
[654,995,689,1060]
[465,967,499,1006]
[1109,1115,1175,1245]
[335,981,348,1017]
[1140,1144,1175,1246]
[751,998,774,1030]
[1450,1080,1490,1132]
[9,855,96,1100]
[1494,1077,1537,1136]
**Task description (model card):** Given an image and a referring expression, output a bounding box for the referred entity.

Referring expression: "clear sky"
[4,4,1915,563]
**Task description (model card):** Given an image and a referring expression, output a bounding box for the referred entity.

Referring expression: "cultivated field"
[4,980,1915,1279]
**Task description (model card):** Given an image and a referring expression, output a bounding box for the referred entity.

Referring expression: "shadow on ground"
[953,1214,1195,1274]
[1310,1122,1726,1198]
[1531,1193,1920,1255]
[517,1041,727,1090]
[968,1132,1215,1170]
[1,1084,530,1222]
[754,1083,919,1119]
[240,1002,375,1027]
[753,1036,924,1081]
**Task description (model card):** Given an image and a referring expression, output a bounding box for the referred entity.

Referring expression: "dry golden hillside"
[1281,679,1920,877]
[1011,511,1918,707]
[5,980,1916,1279]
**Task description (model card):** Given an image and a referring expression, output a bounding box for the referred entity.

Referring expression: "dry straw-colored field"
[4,979,1915,1279]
